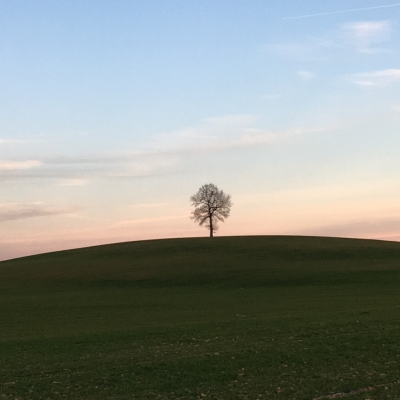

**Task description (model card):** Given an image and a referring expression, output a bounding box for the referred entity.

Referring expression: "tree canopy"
[190,183,232,237]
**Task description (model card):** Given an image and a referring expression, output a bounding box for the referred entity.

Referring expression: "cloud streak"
[0,203,80,223]
[0,139,25,145]
[297,70,317,80]
[299,216,400,239]
[341,20,391,53]
[0,154,179,182]
[0,116,328,183]
[352,69,400,86]
[57,179,88,186]
[153,115,327,153]
[284,3,400,20]
[268,20,391,61]
[0,160,42,171]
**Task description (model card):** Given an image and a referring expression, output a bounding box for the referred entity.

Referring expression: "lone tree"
[190,183,232,237]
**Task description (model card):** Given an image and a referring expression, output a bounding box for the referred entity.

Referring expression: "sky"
[1,0,400,260]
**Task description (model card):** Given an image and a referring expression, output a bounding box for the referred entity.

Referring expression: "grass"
[1,235,400,399]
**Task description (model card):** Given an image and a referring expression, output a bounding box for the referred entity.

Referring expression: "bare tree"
[190,183,232,237]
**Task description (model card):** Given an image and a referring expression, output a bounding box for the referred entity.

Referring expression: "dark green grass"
[1,236,400,399]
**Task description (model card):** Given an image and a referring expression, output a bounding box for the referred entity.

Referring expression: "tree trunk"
[209,216,213,237]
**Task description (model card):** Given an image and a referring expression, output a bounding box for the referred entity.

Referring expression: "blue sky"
[1,1,400,260]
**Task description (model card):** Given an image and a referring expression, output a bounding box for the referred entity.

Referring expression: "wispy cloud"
[57,179,88,186]
[232,127,325,147]
[0,160,42,171]
[266,19,392,63]
[299,215,400,239]
[0,154,178,182]
[0,139,26,145]
[153,114,256,151]
[262,93,286,100]
[128,202,176,208]
[297,70,317,81]
[0,137,50,145]
[261,41,329,61]
[116,215,187,226]
[153,115,327,152]
[0,116,329,183]
[341,20,391,53]
[0,203,80,223]
[352,69,400,86]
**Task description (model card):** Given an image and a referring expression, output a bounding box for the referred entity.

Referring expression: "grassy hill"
[2,235,400,285]
[1,236,400,399]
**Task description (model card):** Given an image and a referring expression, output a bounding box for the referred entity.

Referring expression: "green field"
[1,235,400,399]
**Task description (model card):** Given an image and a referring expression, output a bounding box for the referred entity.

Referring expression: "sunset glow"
[1,1,400,260]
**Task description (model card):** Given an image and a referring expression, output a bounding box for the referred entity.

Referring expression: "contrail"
[284,3,400,20]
